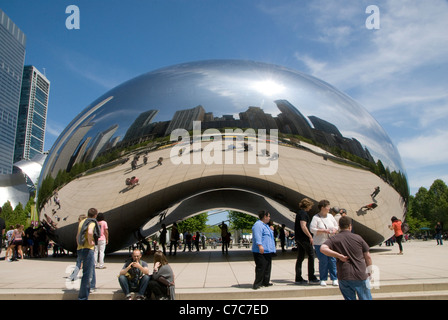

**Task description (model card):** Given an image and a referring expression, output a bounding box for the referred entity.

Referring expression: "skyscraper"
[14,65,50,163]
[0,9,27,174]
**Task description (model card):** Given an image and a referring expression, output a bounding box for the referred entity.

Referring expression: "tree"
[178,212,209,233]
[1,201,13,227]
[407,179,448,234]
[1,201,29,230]
[228,211,258,231]
[12,203,28,227]
[426,179,448,226]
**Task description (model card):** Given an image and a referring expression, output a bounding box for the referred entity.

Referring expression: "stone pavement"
[0,239,447,300]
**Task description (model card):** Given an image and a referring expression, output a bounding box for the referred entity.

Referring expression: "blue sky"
[2,0,448,196]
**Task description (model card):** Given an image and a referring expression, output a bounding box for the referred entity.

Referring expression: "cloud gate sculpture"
[37,60,408,253]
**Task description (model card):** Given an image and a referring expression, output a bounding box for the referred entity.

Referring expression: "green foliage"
[407,179,448,233]
[178,212,209,233]
[1,200,31,232]
[228,211,258,231]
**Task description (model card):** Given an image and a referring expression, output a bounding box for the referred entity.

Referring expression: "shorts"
[13,240,23,246]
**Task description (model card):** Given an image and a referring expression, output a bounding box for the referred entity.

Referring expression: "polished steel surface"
[37,60,408,253]
[0,173,29,209]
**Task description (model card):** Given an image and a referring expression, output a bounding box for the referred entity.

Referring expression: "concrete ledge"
[2,279,448,300]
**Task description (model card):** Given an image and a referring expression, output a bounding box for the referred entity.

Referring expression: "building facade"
[14,65,50,163]
[0,9,27,174]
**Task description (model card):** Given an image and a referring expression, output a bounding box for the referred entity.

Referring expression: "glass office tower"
[14,66,50,162]
[0,9,26,174]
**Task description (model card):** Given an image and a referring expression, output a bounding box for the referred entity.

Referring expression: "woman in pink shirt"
[10,224,25,260]
[94,213,109,269]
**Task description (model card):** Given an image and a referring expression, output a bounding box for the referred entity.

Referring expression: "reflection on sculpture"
[37,60,408,253]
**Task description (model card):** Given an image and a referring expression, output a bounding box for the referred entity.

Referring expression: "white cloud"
[45,121,63,138]
[407,168,448,195]
[62,51,132,90]
[293,0,448,92]
[397,129,448,167]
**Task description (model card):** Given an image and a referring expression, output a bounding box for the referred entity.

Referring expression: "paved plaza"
[0,239,447,300]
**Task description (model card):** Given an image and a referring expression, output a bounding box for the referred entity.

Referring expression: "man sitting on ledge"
[118,249,150,300]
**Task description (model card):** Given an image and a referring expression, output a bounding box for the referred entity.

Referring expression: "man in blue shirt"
[252,211,276,289]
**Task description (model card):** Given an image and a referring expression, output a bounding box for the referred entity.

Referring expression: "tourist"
[146,250,175,300]
[183,231,192,252]
[118,249,150,300]
[435,222,443,245]
[310,199,339,286]
[9,224,25,260]
[320,216,373,300]
[194,231,201,252]
[251,210,276,290]
[4,225,15,261]
[76,208,100,300]
[159,224,167,255]
[169,222,179,256]
[219,221,229,254]
[294,197,320,285]
[279,224,287,252]
[95,212,109,269]
[389,216,404,254]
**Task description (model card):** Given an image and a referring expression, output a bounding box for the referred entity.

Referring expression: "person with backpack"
[76,208,100,300]
[118,249,150,300]
[389,216,404,255]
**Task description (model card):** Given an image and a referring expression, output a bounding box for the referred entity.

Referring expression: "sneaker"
[309,278,320,285]
[320,280,327,287]
[295,279,308,285]
[125,294,132,300]
[135,295,145,300]
[332,280,339,286]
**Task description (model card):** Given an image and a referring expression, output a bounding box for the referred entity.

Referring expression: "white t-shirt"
[310,214,339,245]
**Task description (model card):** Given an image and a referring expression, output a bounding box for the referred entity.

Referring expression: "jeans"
[69,254,82,280]
[436,234,443,245]
[94,240,106,267]
[118,274,150,297]
[314,245,337,281]
[77,248,96,300]
[338,279,372,300]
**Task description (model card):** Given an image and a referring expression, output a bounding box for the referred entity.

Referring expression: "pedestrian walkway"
[0,240,447,300]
